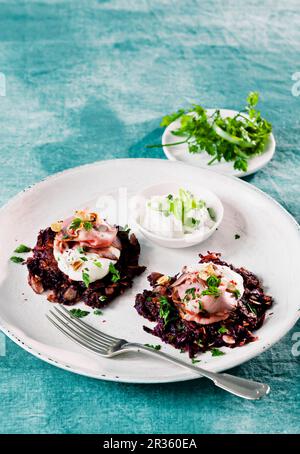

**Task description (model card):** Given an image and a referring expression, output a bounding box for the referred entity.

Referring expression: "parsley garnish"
[69,308,90,318]
[80,256,88,262]
[231,289,241,299]
[14,244,31,253]
[234,234,241,240]
[77,246,86,253]
[202,286,220,297]
[69,217,82,230]
[206,275,221,287]
[82,270,90,288]
[10,256,25,264]
[149,92,272,172]
[83,221,93,231]
[145,344,161,351]
[94,261,103,268]
[211,348,225,357]
[109,263,120,283]
[98,295,107,302]
[218,326,228,334]
[94,309,103,316]
[191,358,201,364]
[159,296,175,326]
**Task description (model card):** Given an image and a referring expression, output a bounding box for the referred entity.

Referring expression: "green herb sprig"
[14,244,31,253]
[82,270,90,288]
[211,348,225,357]
[10,256,25,264]
[159,296,176,326]
[69,308,90,318]
[144,344,161,351]
[149,92,272,172]
[109,263,120,283]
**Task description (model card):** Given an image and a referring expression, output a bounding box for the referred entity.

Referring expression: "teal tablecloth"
[0,0,299,434]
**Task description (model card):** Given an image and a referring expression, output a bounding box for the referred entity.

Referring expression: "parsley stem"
[207,156,218,165]
[146,139,188,149]
[234,112,257,128]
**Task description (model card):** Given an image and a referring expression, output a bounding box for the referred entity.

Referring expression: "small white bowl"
[134,182,224,248]
[162,109,276,178]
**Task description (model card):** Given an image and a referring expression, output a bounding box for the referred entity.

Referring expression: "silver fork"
[47,306,270,400]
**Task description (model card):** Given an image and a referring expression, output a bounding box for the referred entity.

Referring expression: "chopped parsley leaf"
[206,275,221,287]
[109,263,120,283]
[83,221,93,231]
[231,289,241,299]
[14,244,31,253]
[98,295,107,302]
[80,256,88,262]
[234,234,241,240]
[145,344,161,351]
[218,326,228,334]
[94,309,103,316]
[69,217,82,230]
[69,308,90,318]
[191,358,201,364]
[77,246,86,253]
[211,348,225,357]
[159,296,175,326]
[202,286,220,297]
[82,270,90,288]
[94,261,103,268]
[10,256,25,264]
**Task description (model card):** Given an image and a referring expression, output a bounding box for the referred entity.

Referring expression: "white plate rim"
[162,109,276,178]
[0,158,299,384]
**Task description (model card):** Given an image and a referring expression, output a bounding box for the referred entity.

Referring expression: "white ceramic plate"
[162,109,276,178]
[0,159,298,384]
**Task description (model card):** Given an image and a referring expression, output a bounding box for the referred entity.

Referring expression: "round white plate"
[0,159,298,384]
[162,109,276,178]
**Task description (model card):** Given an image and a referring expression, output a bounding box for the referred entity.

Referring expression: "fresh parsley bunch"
[151,92,272,172]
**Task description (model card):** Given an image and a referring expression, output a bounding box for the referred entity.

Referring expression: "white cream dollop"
[53,246,120,283]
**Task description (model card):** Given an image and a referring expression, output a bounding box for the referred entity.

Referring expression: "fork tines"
[47,305,120,356]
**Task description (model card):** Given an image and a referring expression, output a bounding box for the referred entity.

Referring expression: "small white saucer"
[162,109,276,178]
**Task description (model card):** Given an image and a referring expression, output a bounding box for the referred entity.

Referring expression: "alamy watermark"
[0,72,6,96]
[291,332,300,357]
[291,72,300,97]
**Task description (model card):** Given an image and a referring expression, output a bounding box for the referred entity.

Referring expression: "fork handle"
[122,343,270,400]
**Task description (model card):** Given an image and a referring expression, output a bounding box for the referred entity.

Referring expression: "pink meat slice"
[55,215,120,253]
[172,271,238,324]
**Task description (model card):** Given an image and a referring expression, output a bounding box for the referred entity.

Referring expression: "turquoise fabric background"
[0,0,299,434]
